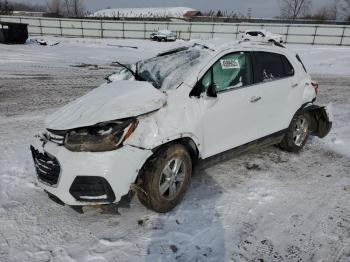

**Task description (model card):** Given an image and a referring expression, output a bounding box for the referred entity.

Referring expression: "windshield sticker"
[220,59,240,70]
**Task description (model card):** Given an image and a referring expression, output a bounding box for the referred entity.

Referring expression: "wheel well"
[134,138,199,185]
[152,138,199,166]
[296,105,332,138]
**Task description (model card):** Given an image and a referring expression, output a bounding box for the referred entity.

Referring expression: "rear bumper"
[30,139,152,206]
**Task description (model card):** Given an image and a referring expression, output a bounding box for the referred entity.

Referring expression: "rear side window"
[254,52,295,83]
[248,31,265,37]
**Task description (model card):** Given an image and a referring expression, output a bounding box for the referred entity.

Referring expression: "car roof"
[167,39,296,88]
[191,39,288,55]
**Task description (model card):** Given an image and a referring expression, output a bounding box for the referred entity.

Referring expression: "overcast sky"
[10,0,332,18]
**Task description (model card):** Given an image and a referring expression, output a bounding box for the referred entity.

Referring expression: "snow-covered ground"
[1,37,350,262]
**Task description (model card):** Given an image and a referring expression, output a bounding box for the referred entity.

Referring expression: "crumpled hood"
[45,80,167,130]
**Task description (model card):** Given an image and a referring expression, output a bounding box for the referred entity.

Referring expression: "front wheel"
[280,113,310,152]
[137,144,192,213]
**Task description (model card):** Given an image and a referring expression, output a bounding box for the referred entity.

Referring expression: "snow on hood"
[45,80,167,130]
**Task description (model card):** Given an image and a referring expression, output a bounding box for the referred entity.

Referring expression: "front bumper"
[30,139,152,206]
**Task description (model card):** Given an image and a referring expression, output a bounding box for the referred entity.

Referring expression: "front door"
[198,51,265,158]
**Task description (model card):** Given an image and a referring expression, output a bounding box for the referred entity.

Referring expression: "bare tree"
[330,0,350,20]
[62,0,71,16]
[304,6,337,20]
[47,0,61,16]
[70,0,84,17]
[46,0,84,17]
[0,0,13,15]
[61,0,85,17]
[279,0,312,20]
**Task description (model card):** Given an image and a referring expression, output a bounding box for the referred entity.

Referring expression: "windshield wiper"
[112,61,146,81]
[157,46,189,57]
[192,43,215,51]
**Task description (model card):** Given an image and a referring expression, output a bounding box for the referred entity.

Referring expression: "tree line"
[201,0,350,22]
[0,0,12,15]
[1,0,349,22]
[279,0,350,21]
[48,0,85,17]
[0,0,85,17]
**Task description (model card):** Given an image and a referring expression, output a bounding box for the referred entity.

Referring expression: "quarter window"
[281,55,295,77]
[200,52,253,93]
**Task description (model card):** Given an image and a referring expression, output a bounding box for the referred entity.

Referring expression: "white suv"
[150,29,177,42]
[241,30,284,44]
[30,41,332,213]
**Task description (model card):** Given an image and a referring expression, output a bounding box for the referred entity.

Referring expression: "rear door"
[252,51,300,137]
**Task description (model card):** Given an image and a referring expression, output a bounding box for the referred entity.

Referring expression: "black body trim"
[69,176,116,203]
[197,129,286,170]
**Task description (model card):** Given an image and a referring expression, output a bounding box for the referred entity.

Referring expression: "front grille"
[30,145,61,186]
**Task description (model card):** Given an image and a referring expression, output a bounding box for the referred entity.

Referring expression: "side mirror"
[207,83,218,98]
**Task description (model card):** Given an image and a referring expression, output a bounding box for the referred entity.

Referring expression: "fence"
[1,15,350,46]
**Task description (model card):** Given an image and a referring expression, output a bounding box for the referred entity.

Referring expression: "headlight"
[64,119,138,152]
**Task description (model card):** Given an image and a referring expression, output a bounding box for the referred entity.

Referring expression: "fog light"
[69,176,115,203]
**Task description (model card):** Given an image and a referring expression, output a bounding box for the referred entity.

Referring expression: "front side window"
[254,52,295,83]
[200,52,253,93]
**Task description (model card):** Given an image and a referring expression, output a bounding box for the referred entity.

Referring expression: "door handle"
[291,83,298,88]
[250,96,261,103]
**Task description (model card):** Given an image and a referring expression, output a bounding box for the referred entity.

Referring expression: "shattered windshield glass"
[137,46,213,90]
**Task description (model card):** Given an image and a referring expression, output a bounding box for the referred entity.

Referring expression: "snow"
[45,80,166,130]
[1,37,350,261]
[92,7,197,18]
[290,44,350,77]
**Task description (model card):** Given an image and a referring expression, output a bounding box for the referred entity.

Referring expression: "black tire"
[137,144,192,213]
[280,113,310,152]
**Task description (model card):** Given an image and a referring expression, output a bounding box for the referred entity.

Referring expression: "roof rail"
[239,39,286,48]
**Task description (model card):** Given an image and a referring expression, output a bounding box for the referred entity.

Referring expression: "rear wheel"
[280,113,310,152]
[137,144,192,213]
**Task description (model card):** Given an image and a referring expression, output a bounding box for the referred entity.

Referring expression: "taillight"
[311,81,319,95]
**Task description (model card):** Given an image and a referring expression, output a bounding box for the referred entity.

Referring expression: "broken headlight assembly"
[64,119,138,152]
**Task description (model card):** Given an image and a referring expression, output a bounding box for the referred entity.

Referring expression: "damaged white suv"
[30,41,332,213]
